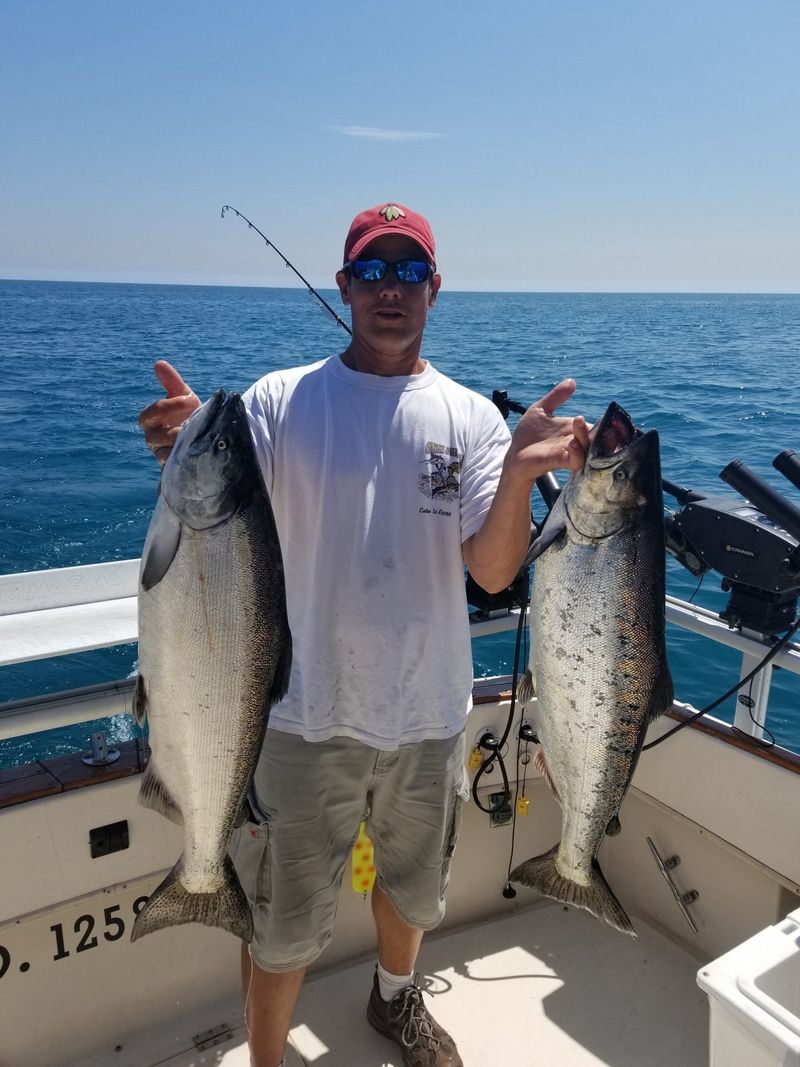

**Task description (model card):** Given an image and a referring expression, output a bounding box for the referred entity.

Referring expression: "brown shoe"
[367,970,463,1066]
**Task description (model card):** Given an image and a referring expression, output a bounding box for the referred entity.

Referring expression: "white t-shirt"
[242,355,510,749]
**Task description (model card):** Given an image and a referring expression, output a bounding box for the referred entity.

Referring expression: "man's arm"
[138,360,200,464]
[462,379,590,593]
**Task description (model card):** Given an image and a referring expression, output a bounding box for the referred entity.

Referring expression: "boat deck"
[74,902,709,1067]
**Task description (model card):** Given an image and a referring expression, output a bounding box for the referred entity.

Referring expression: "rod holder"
[774,449,800,494]
[720,459,800,544]
[81,730,120,767]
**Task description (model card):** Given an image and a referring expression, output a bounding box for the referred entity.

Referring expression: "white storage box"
[697,907,800,1067]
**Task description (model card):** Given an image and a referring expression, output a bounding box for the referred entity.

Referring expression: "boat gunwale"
[1,678,798,812]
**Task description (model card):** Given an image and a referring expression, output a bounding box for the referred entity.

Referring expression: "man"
[139,202,589,1067]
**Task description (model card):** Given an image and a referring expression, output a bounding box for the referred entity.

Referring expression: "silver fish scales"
[131,390,291,943]
[511,401,673,935]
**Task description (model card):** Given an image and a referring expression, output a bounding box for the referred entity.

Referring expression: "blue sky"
[1,1,798,292]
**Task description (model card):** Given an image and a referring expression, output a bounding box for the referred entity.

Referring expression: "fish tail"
[131,855,253,943]
[510,847,636,937]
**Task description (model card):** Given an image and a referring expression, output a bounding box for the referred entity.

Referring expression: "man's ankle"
[377,961,415,1001]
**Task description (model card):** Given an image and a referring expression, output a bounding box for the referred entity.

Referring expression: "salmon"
[510,402,672,935]
[131,390,291,942]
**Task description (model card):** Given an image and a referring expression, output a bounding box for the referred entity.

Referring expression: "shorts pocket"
[230,810,273,906]
[439,769,470,897]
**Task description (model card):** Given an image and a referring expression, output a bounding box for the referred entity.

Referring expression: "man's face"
[336,234,441,356]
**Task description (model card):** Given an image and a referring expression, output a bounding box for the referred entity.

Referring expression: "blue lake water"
[1,280,798,765]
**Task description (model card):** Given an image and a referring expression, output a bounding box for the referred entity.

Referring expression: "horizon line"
[2,276,798,297]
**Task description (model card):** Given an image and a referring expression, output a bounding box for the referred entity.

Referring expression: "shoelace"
[390,981,441,1051]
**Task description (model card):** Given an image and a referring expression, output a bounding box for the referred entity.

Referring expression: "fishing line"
[467,563,542,900]
[221,205,353,336]
[471,590,528,815]
[686,572,706,605]
[643,613,800,751]
[743,674,776,747]
[243,943,256,1041]
[504,688,533,895]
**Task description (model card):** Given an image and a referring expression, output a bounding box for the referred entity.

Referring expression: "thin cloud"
[332,125,441,142]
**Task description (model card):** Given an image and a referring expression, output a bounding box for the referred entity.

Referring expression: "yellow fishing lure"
[351,820,376,894]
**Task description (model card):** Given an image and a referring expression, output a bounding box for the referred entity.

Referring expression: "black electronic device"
[664,453,800,633]
[667,490,800,633]
[669,493,800,593]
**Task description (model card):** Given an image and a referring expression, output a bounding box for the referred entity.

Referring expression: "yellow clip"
[351,820,377,894]
[516,796,530,816]
[469,747,483,770]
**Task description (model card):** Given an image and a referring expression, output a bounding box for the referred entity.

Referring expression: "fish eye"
[613,467,628,482]
[215,438,228,452]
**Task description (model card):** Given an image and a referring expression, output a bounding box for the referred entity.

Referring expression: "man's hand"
[503,378,590,488]
[462,379,590,593]
[138,360,200,465]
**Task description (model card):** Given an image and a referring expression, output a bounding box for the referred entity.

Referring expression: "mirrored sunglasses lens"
[352,259,387,281]
[395,260,430,283]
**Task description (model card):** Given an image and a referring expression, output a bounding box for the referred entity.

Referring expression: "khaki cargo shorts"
[229,728,469,973]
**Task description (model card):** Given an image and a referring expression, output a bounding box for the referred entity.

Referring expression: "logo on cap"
[380,204,406,223]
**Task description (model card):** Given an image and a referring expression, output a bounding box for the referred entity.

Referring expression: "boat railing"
[1,559,799,747]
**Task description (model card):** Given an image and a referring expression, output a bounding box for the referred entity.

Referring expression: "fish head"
[160,389,257,529]
[564,402,662,536]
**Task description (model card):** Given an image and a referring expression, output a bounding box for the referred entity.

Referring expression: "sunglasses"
[347,258,433,284]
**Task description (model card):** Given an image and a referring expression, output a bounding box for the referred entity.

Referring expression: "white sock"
[377,962,414,1002]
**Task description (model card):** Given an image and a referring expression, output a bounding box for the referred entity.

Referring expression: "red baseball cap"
[343,202,436,268]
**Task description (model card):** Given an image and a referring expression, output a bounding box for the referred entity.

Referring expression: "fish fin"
[130,855,252,943]
[138,765,183,825]
[534,749,560,801]
[516,669,536,705]
[605,814,622,837]
[510,848,636,937]
[522,523,567,567]
[267,633,293,707]
[647,664,675,723]
[140,501,182,591]
[132,674,148,728]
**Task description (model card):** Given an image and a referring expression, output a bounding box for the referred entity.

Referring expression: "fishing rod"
[220,205,352,336]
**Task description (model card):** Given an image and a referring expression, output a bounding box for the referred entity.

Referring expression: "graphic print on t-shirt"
[418,441,462,502]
